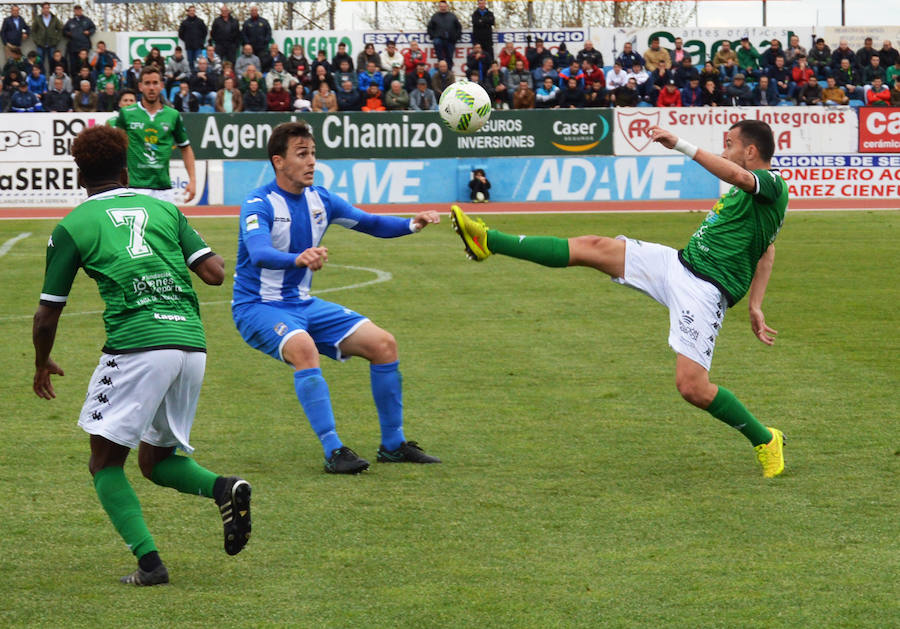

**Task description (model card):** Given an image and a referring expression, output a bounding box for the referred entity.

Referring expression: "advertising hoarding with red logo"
[857,108,900,153]
[614,107,857,156]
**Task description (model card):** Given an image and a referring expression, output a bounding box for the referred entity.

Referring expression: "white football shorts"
[611,236,728,371]
[131,187,179,204]
[77,349,206,453]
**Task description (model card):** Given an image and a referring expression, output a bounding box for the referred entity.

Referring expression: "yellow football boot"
[450,205,492,261]
[754,427,785,478]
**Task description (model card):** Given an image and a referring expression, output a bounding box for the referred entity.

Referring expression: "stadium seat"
[168,85,180,102]
[638,100,653,107]
[198,104,215,113]
[848,99,865,107]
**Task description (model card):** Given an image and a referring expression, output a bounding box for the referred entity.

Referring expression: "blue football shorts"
[232,298,369,362]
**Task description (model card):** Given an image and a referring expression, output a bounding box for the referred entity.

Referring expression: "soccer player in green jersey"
[451,119,788,478]
[32,125,251,586]
[111,66,197,204]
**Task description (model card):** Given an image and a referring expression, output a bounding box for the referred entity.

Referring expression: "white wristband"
[409,218,421,233]
[673,138,698,159]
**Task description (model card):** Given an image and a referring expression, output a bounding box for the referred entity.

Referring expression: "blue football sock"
[371,361,405,451]
[294,368,342,458]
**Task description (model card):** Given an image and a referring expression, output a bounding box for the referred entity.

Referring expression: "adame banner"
[614,106,857,156]
[222,155,717,205]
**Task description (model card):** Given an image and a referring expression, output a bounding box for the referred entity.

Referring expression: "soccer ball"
[439,80,492,134]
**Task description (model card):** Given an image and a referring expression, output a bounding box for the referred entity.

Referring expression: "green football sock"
[149,453,218,498]
[93,466,157,559]
[706,386,773,446]
[486,229,570,268]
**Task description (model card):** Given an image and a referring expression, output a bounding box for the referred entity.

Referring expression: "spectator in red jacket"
[656,79,682,106]
[791,54,815,90]
[866,77,891,106]
[403,40,426,74]
[498,41,528,72]
[265,78,291,111]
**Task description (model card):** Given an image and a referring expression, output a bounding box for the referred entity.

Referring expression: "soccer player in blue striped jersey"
[232,121,442,473]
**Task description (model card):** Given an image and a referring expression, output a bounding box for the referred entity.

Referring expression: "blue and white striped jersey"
[233,180,415,306]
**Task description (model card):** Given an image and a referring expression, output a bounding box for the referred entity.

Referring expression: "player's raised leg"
[676,354,784,477]
[283,331,370,474]
[139,444,252,556]
[339,322,441,464]
[451,205,625,276]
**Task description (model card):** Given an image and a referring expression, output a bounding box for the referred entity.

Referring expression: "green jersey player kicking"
[32,125,251,586]
[111,66,196,204]
[451,119,788,478]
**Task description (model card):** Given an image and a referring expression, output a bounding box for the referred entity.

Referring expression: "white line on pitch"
[0,232,31,257]
[0,264,392,322]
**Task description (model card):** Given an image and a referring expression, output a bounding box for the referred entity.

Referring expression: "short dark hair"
[72,126,128,184]
[140,66,162,81]
[730,119,775,162]
[267,121,313,167]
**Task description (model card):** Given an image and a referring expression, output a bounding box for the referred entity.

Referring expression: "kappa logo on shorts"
[274,322,289,336]
[100,376,113,386]
[96,393,111,405]
[106,359,119,369]
[90,411,103,421]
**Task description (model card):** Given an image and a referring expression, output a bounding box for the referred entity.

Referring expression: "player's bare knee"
[372,330,398,363]
[283,332,318,369]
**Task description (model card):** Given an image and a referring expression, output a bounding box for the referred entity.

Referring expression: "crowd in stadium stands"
[2,1,899,113]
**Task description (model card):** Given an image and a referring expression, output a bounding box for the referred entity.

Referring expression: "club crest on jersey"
[246,214,259,231]
[312,208,325,225]
[274,322,288,336]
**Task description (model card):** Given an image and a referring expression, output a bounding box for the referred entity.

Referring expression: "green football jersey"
[40,188,212,353]
[680,169,788,306]
[111,103,189,190]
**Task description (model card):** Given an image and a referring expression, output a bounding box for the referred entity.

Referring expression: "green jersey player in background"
[32,125,251,586]
[451,119,788,478]
[112,66,197,204]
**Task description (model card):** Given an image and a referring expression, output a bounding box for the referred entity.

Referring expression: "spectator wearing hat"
[724,72,752,105]
[409,76,437,110]
[554,42,575,70]
[10,80,40,111]
[656,79,682,107]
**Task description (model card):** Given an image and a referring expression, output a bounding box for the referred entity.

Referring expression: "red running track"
[1,198,897,220]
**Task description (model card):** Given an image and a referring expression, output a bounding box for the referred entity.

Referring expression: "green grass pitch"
[1,210,897,628]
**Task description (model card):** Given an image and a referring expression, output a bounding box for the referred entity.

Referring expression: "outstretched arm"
[650,125,757,192]
[748,244,778,346]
